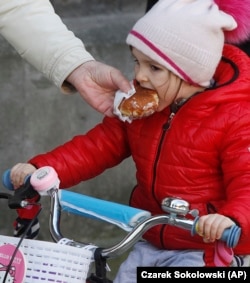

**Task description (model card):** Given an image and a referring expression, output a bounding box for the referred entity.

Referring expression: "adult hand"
[66,61,132,117]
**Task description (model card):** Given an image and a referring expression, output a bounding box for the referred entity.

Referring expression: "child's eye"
[150,65,160,71]
[133,58,139,65]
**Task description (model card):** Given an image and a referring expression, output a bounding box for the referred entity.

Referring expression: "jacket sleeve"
[218,107,250,245]
[0,0,94,92]
[28,117,131,188]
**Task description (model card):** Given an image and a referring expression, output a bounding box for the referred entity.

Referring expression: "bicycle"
[0,166,241,283]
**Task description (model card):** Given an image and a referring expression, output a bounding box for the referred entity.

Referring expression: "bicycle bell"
[161,197,190,216]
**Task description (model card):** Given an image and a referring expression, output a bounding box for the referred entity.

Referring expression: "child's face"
[131,47,183,112]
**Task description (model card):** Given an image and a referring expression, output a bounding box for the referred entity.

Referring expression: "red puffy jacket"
[29,44,250,264]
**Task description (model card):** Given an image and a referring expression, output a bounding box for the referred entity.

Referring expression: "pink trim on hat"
[130,30,196,85]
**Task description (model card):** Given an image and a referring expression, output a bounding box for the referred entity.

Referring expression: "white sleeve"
[0,0,94,92]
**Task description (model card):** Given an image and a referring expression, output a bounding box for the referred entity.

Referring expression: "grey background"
[0,1,147,278]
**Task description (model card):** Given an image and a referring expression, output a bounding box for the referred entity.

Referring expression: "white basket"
[0,235,93,283]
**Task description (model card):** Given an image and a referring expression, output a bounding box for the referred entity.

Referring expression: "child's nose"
[135,69,148,83]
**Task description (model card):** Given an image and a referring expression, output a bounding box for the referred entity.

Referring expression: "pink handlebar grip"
[30,166,60,195]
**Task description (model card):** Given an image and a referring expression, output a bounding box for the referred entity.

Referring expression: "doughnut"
[118,83,159,119]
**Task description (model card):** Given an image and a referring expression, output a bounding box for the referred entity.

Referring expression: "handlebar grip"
[2,169,14,190]
[2,169,30,190]
[192,217,241,248]
[220,224,241,248]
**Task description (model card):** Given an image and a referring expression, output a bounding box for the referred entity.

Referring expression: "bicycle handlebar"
[1,167,242,260]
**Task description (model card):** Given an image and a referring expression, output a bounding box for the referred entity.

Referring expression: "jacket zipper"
[151,110,176,204]
[150,99,187,248]
[151,99,186,203]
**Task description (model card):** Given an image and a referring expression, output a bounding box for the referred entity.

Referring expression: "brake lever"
[2,169,40,209]
[8,178,40,209]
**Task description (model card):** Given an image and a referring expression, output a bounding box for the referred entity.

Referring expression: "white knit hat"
[126,0,237,87]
